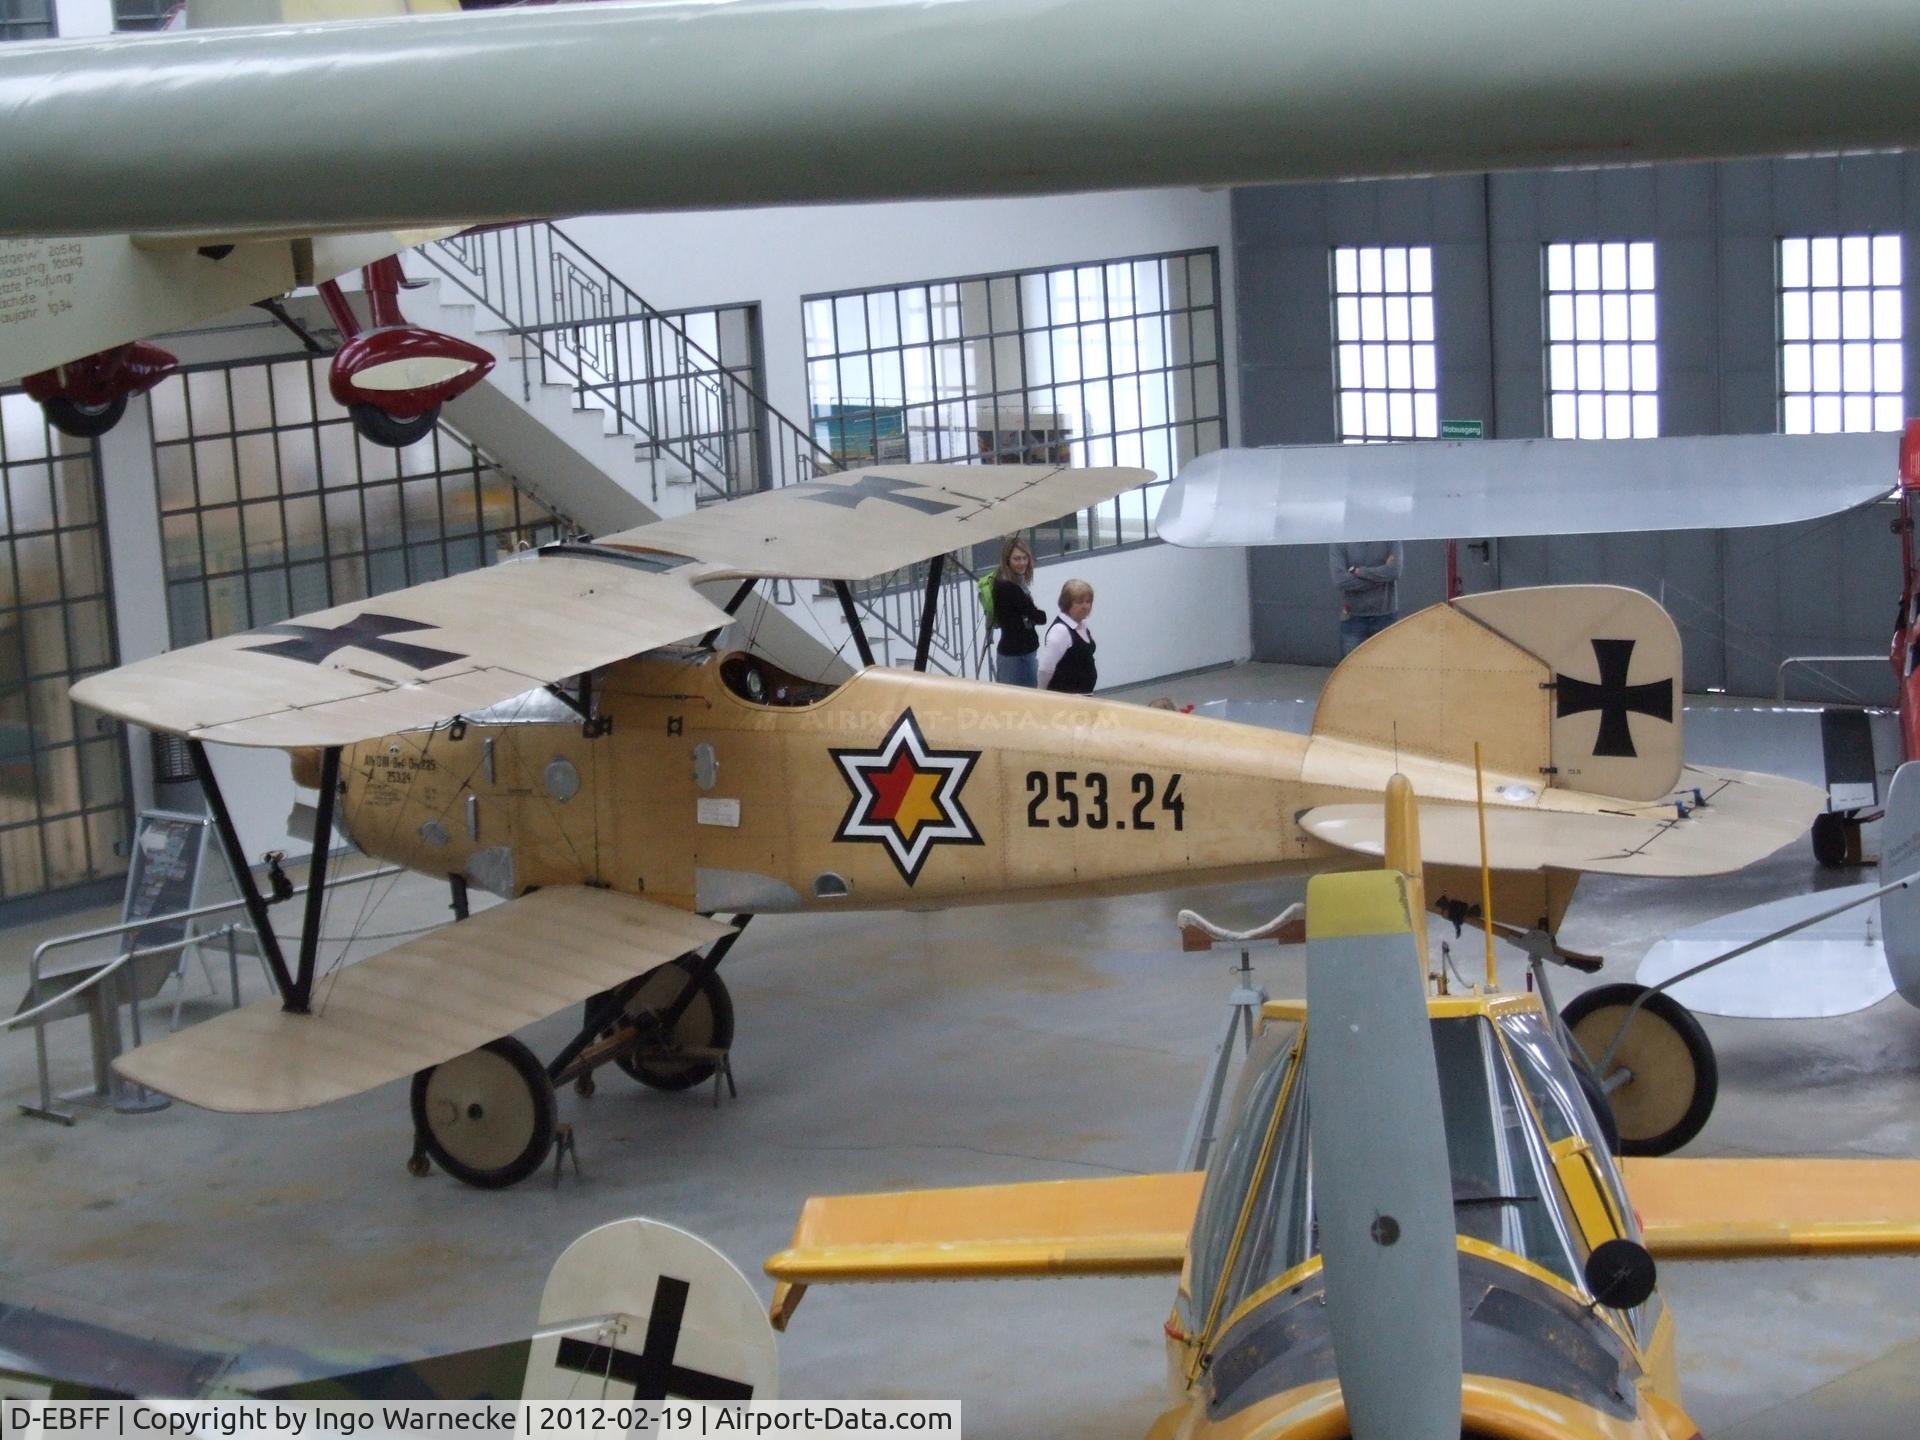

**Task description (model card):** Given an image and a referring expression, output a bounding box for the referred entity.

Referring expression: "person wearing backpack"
[987,536,1046,686]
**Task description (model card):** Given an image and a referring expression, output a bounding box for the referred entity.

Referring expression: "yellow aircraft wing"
[1625,1157,1920,1258]
[114,886,732,1112]
[763,1171,1202,1329]
[68,552,730,748]
[603,464,1154,583]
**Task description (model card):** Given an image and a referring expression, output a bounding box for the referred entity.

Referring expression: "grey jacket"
[1330,542,1403,618]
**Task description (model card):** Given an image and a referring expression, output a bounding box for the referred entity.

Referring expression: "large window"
[1544,241,1658,439]
[150,356,574,646]
[802,249,1225,555]
[1331,245,1438,442]
[1779,234,1904,434]
[111,0,175,29]
[0,0,54,40]
[0,394,129,901]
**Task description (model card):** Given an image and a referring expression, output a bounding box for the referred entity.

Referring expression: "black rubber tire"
[1561,983,1717,1157]
[409,1036,555,1188]
[609,962,735,1091]
[1573,1059,1623,1156]
[350,400,440,449]
[1811,810,1850,869]
[44,394,128,439]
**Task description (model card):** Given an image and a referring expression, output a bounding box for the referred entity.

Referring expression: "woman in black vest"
[1039,578,1096,693]
[991,537,1047,686]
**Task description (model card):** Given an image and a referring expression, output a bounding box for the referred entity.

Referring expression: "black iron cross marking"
[797,473,958,515]
[553,1275,753,1401]
[240,612,465,671]
[1555,637,1673,759]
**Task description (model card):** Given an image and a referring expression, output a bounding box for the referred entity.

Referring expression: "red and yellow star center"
[830,709,983,884]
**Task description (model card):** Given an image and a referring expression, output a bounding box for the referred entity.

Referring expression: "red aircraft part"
[326,326,495,417]
[1894,420,1920,761]
[21,340,178,408]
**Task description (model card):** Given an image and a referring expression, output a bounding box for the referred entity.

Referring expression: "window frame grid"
[1543,240,1660,440]
[149,353,575,648]
[801,248,1227,562]
[0,390,131,901]
[1777,233,1905,435]
[1329,244,1440,443]
[0,0,54,40]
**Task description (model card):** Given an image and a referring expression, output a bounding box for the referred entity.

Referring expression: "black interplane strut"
[240,612,465,670]
[553,1276,753,1401]
[797,473,958,515]
[1555,637,1673,758]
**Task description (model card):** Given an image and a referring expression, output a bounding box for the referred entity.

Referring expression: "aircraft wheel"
[409,1036,556,1188]
[44,394,128,439]
[1561,983,1717,1157]
[350,401,440,449]
[1573,1061,1623,1156]
[609,961,735,1092]
[1811,811,1850,868]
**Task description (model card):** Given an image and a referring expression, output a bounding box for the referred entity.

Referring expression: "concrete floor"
[5,662,1920,1437]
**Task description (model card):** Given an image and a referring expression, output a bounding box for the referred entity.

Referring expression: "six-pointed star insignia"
[830,709,984,883]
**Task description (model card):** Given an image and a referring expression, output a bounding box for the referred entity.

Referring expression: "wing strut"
[292,745,343,1011]
[188,739,303,1010]
[832,581,876,668]
[912,554,945,672]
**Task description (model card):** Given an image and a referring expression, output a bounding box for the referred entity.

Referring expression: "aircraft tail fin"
[1313,584,1683,803]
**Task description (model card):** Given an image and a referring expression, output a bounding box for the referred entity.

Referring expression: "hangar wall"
[1234,154,1920,702]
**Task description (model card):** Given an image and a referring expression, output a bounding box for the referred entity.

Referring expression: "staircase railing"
[418,222,834,506]
[841,553,990,676]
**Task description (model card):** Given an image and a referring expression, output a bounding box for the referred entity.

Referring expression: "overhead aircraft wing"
[1625,1157,1920,1258]
[6,0,1920,241]
[113,886,732,1112]
[68,551,729,748]
[1156,433,1895,549]
[762,1172,1202,1329]
[1300,764,1822,878]
[603,464,1154,582]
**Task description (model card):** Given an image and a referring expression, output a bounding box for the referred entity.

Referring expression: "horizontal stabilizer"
[1302,764,1822,878]
[114,887,731,1112]
[1626,1157,1920,1258]
[763,1172,1201,1328]
[1157,433,1894,548]
[70,553,729,747]
[604,465,1153,583]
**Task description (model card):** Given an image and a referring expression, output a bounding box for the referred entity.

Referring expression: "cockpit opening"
[719,653,841,708]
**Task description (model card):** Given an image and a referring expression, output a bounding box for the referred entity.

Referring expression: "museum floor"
[5,663,1919,1439]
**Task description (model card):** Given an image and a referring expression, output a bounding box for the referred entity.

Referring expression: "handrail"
[416,222,839,506]
[1774,653,1886,702]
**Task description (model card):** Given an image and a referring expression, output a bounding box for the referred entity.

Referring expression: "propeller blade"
[1880,761,1920,1008]
[1306,868,1462,1440]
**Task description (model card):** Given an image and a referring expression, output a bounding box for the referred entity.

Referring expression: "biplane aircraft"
[65,463,1821,1188]
[765,776,1920,1440]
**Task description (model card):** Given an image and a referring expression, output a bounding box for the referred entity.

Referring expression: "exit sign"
[1441,419,1484,439]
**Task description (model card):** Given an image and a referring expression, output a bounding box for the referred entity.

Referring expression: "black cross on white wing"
[239,612,465,671]
[1555,637,1674,759]
[795,473,959,515]
[552,1275,754,1401]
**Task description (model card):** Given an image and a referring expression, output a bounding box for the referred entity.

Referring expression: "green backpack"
[977,572,997,628]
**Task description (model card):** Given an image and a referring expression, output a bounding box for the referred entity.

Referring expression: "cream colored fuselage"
[330,651,1357,913]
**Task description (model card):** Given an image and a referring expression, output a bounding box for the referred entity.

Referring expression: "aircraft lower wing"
[69,551,729,748]
[762,1172,1202,1329]
[1301,765,1822,878]
[1156,433,1895,548]
[113,887,732,1112]
[1625,1157,1920,1258]
[606,465,1154,583]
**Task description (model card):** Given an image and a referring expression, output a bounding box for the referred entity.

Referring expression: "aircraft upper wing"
[762,1172,1202,1329]
[601,465,1155,583]
[1299,764,1823,878]
[1625,1157,1920,1258]
[69,551,729,748]
[114,886,732,1112]
[1156,433,1897,549]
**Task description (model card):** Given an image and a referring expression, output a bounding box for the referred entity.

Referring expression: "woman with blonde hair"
[1038,578,1096,693]
[990,535,1047,686]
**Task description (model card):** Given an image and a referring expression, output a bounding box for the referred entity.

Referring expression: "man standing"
[1330,542,1403,656]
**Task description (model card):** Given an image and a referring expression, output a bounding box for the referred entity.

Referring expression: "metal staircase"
[403,221,990,677]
